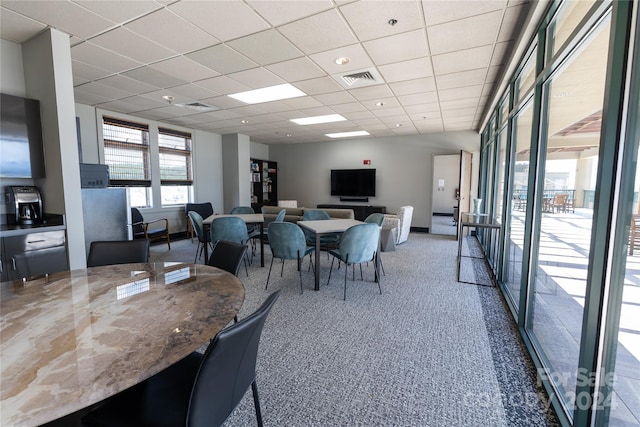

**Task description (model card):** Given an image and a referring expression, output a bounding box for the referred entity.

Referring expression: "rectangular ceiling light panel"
[326,130,370,138]
[290,114,347,125]
[228,83,306,104]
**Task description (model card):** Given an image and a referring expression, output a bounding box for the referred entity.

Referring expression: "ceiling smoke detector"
[332,67,384,89]
[175,101,219,112]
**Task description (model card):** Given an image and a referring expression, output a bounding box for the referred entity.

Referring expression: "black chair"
[81,291,280,427]
[207,240,248,277]
[86,239,150,267]
[185,202,214,241]
[131,207,171,249]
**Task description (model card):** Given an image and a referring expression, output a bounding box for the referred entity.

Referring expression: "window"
[102,117,151,207]
[159,127,192,206]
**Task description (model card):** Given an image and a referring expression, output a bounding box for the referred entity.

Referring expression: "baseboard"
[410,226,429,233]
[433,212,454,216]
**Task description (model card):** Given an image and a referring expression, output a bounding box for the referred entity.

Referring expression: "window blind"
[159,127,193,186]
[103,117,151,187]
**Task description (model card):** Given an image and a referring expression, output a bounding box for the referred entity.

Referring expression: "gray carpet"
[149,233,559,427]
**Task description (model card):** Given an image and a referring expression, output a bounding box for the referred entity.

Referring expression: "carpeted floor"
[149,233,559,427]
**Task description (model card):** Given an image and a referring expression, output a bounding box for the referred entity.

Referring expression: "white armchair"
[382,206,414,245]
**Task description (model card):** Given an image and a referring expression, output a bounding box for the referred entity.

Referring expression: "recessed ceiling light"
[335,57,350,65]
[326,131,370,138]
[290,114,346,125]
[376,101,384,107]
[162,95,174,103]
[395,123,403,127]
[228,83,306,104]
[286,134,292,137]
[241,119,249,124]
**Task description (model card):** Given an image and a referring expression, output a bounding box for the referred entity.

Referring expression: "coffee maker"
[7,186,43,225]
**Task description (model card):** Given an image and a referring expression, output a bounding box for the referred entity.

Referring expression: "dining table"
[297,218,365,291]
[0,262,245,427]
[203,213,265,267]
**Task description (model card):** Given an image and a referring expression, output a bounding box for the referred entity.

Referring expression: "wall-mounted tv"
[0,93,45,178]
[330,168,376,197]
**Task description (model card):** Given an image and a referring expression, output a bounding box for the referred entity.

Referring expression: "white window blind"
[158,127,192,186]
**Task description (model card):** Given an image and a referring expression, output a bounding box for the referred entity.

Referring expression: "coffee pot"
[7,186,43,225]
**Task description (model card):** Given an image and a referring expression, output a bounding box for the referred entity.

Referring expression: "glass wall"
[477,0,639,425]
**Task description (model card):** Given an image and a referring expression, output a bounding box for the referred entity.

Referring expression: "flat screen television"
[330,168,376,197]
[0,93,45,178]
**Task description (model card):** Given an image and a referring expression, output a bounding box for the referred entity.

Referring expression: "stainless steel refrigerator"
[81,188,131,258]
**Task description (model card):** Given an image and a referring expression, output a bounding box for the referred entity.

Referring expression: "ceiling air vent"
[332,67,384,89]
[175,102,219,112]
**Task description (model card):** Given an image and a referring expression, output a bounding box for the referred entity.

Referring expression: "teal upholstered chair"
[327,223,381,300]
[266,222,315,294]
[188,210,211,263]
[231,206,260,261]
[364,213,386,275]
[302,209,340,251]
[210,216,250,276]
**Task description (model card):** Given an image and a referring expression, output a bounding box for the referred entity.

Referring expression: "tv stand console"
[317,204,386,221]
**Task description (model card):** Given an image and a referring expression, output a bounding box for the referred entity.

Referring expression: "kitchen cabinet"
[1,230,68,281]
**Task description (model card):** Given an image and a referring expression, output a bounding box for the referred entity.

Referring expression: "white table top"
[297,218,363,234]
[204,213,264,225]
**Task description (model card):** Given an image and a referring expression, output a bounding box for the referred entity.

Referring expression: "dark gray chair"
[131,207,170,249]
[185,202,214,241]
[188,211,211,263]
[81,291,281,427]
[207,240,248,277]
[87,239,150,267]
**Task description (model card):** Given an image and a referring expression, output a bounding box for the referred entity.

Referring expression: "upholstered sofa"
[261,206,354,226]
[382,206,414,245]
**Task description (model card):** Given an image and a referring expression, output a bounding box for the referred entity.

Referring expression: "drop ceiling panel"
[436,69,488,90]
[339,0,424,41]
[227,29,303,65]
[72,60,113,82]
[1,0,113,39]
[431,44,494,75]
[186,44,258,75]
[150,56,220,82]
[421,0,506,26]
[227,67,284,89]
[278,9,357,54]
[438,84,483,101]
[398,91,439,106]
[427,10,503,55]
[72,42,142,74]
[89,27,175,64]
[266,57,326,82]
[378,58,433,83]
[121,66,186,88]
[75,0,163,25]
[348,84,395,101]
[309,44,375,74]
[313,91,358,106]
[389,77,437,95]
[0,7,47,43]
[293,77,344,96]
[246,0,334,27]
[168,1,269,42]
[362,29,429,65]
[96,75,159,96]
[125,9,220,54]
[195,76,251,95]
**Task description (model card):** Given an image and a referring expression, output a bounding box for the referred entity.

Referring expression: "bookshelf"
[250,159,278,211]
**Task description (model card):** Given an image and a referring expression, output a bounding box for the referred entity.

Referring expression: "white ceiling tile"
[2,0,114,39]
[95,99,146,114]
[436,69,488,90]
[75,81,135,100]
[490,41,511,66]
[348,84,394,101]
[158,84,220,102]
[428,11,503,55]
[293,77,343,96]
[278,9,356,54]
[432,45,494,75]
[282,96,323,110]
[0,7,48,43]
[362,96,400,109]
[227,29,303,66]
[313,92,357,106]
[363,29,429,65]
[74,1,163,24]
[118,95,167,109]
[150,56,220,82]
[246,0,334,26]
[398,92,439,106]
[378,58,433,83]
[186,44,258,75]
[498,3,529,42]
[422,0,507,26]
[266,57,326,82]
[74,88,112,105]
[309,44,375,74]
[440,98,479,111]
[339,0,424,41]
[405,103,441,114]
[226,68,284,89]
[125,9,220,54]
[438,85,484,101]
[373,107,406,118]
[442,107,478,118]
[89,27,175,63]
[200,95,246,110]
[96,75,159,95]
[389,77,436,95]
[72,60,112,81]
[331,102,369,114]
[197,76,251,97]
[121,66,186,88]
[168,1,269,42]
[72,42,142,74]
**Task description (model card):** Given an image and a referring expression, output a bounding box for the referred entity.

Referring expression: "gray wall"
[269,132,480,230]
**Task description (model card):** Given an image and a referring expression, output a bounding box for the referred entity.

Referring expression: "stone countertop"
[0,214,65,237]
[0,262,245,427]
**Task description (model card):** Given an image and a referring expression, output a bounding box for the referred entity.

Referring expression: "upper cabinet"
[250,159,277,212]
